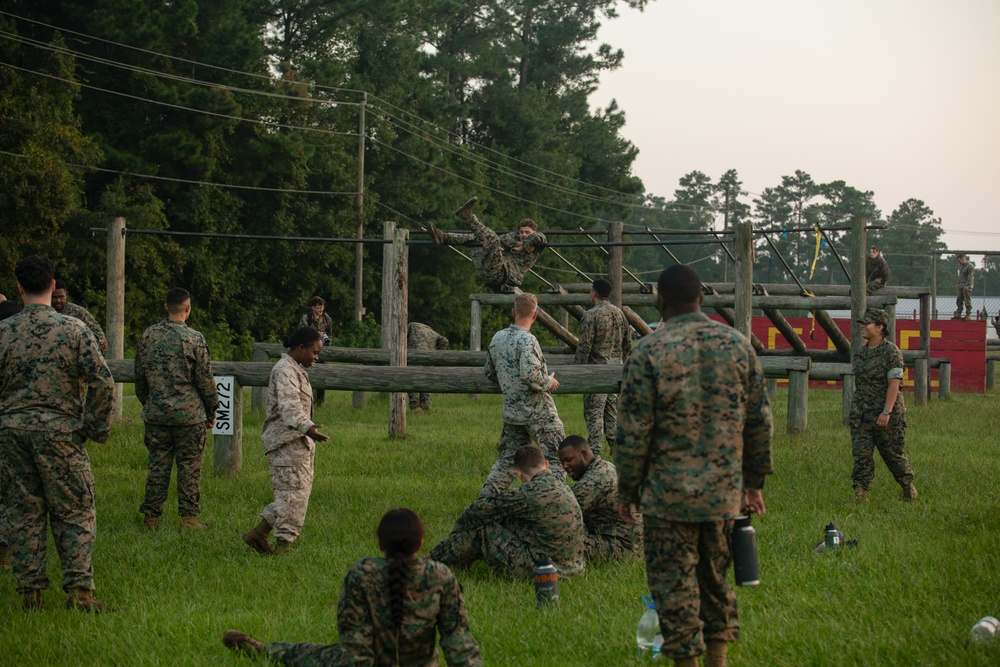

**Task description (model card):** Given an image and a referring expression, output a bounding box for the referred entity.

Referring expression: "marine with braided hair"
[223,508,482,666]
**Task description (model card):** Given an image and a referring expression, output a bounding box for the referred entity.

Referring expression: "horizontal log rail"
[470,293,898,310]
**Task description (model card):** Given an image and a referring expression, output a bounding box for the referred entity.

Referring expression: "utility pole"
[355,92,367,323]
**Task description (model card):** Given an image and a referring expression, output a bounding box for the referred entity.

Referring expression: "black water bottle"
[731,516,760,586]
[533,554,559,606]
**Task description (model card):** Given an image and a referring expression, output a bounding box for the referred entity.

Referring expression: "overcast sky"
[591,0,1000,255]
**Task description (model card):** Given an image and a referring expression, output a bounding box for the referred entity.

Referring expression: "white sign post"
[211,375,242,475]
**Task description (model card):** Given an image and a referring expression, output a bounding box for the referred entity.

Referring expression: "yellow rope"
[808,226,821,280]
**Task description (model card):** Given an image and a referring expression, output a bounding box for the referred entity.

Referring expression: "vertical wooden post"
[470,299,482,401]
[106,217,126,421]
[608,221,623,308]
[251,344,269,413]
[382,221,408,438]
[734,221,753,338]
[841,373,854,426]
[212,376,242,476]
[850,216,867,354]
[352,94,368,411]
[913,357,928,406]
[765,378,776,402]
[919,293,931,403]
[787,369,809,434]
[987,358,996,391]
[931,254,938,318]
[937,361,951,400]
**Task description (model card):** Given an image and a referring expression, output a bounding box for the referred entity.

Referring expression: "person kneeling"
[429,445,585,578]
[224,508,481,666]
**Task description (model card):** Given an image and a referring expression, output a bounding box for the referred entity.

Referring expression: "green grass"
[2,386,1000,666]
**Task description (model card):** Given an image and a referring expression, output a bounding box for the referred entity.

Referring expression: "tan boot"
[22,589,43,611]
[705,640,728,667]
[853,486,869,502]
[223,630,266,656]
[142,515,160,532]
[273,538,293,556]
[0,543,10,570]
[179,516,209,531]
[426,222,445,246]
[901,482,918,501]
[65,589,104,613]
[242,519,273,554]
[454,196,478,220]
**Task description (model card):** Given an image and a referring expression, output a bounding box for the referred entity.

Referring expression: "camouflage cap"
[857,308,889,327]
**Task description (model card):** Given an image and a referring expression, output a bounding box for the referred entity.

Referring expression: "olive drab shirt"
[616,312,774,522]
[336,556,482,667]
[61,301,108,350]
[850,339,906,428]
[572,457,642,551]
[575,299,631,365]
[261,354,316,455]
[135,319,218,426]
[454,469,585,576]
[299,312,335,337]
[865,254,891,287]
[0,304,114,440]
[485,324,561,427]
[958,262,975,290]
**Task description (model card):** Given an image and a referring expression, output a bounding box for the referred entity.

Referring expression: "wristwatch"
[881,409,891,416]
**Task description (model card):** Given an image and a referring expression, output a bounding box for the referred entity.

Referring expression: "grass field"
[1,384,999,666]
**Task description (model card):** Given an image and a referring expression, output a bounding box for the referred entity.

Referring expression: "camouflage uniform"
[266,556,481,666]
[59,301,108,350]
[298,312,334,405]
[571,457,643,562]
[0,304,114,593]
[135,319,218,520]
[575,299,630,456]
[259,354,319,543]
[616,312,774,660]
[865,254,891,295]
[850,339,913,491]
[441,215,547,289]
[481,325,566,498]
[430,469,585,577]
[955,262,975,318]
[408,323,448,410]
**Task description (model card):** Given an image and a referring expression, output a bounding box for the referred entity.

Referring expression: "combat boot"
[454,196,478,220]
[179,516,209,532]
[962,314,971,321]
[853,486,869,502]
[901,482,918,501]
[242,519,273,554]
[426,222,445,246]
[273,538,293,556]
[705,640,728,667]
[65,589,104,613]
[223,630,266,656]
[0,543,10,570]
[22,589,43,611]
[142,515,160,532]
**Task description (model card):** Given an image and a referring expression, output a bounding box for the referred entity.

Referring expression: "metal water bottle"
[825,522,842,551]
[533,555,559,606]
[970,616,1000,643]
[731,516,760,586]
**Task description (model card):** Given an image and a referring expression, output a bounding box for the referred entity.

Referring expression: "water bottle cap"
[734,515,752,529]
[642,594,656,610]
[825,522,837,531]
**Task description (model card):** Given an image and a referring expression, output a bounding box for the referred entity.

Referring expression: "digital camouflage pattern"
[644,517,739,660]
[61,301,107,350]
[482,325,565,495]
[865,254,890,295]
[260,354,318,542]
[0,304,114,593]
[298,312,335,337]
[616,312,774,522]
[408,323,448,410]
[576,299,630,456]
[850,339,913,490]
[266,557,481,667]
[571,457,642,562]
[135,319,218,426]
[430,469,585,577]
[955,261,975,316]
[441,214,546,288]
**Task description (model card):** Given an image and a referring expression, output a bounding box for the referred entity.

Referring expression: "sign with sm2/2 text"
[212,376,235,436]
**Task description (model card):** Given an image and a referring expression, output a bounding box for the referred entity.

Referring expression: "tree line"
[1,2,992,359]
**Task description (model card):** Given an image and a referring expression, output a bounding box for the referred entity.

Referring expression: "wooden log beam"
[761,307,808,353]
[550,282,654,294]
[703,283,930,298]
[470,292,898,310]
[252,343,579,366]
[622,306,653,337]
[812,308,851,354]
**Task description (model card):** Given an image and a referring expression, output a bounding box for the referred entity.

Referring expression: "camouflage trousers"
[643,517,739,660]
[0,428,96,593]
[443,215,510,288]
[140,423,207,519]
[261,439,315,542]
[865,280,885,295]
[585,528,643,563]
[312,388,326,407]
[583,392,619,457]
[955,287,972,316]
[0,461,9,548]
[266,641,351,666]
[429,521,536,578]
[850,422,913,490]
[479,421,566,499]
[408,392,432,410]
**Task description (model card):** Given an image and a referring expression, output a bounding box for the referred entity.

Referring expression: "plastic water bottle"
[636,595,663,655]
[731,516,760,586]
[533,555,559,606]
[970,616,999,643]
[825,522,842,551]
